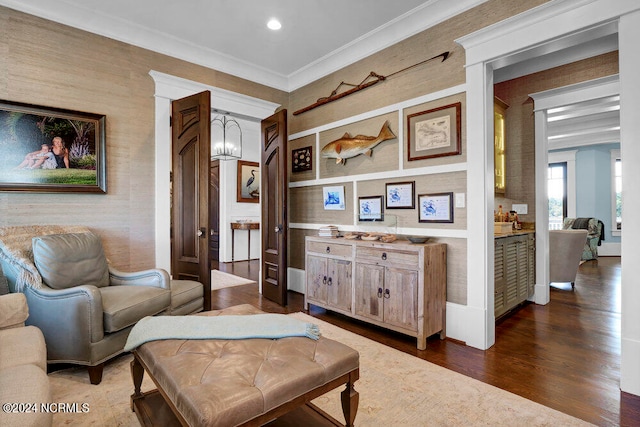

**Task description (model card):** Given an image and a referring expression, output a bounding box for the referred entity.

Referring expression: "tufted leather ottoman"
[130,304,359,426]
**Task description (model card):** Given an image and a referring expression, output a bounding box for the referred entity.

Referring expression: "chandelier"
[211,114,242,160]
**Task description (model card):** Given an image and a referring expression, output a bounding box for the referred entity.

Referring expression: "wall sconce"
[211,114,242,160]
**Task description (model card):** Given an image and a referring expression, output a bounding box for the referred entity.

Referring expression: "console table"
[230,222,259,262]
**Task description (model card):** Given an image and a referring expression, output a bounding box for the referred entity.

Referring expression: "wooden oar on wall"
[293,51,450,116]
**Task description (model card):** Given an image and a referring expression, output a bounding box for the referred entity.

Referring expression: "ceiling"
[0,0,486,91]
[547,95,620,150]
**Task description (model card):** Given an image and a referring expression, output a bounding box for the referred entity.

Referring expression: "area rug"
[210,269,255,290]
[47,312,593,427]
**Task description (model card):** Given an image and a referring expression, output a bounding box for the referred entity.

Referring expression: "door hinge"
[169,171,173,182]
[169,115,172,127]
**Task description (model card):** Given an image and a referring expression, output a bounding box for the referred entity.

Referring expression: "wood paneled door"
[209,159,220,262]
[261,110,288,305]
[171,90,212,311]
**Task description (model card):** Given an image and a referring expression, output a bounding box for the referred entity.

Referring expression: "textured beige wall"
[494,51,619,222]
[286,0,553,305]
[0,7,287,270]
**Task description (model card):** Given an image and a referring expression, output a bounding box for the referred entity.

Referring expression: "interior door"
[171,90,211,311]
[261,109,288,305]
[209,159,220,262]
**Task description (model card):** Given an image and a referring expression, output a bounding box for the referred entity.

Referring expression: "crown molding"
[0,0,486,92]
[287,0,487,90]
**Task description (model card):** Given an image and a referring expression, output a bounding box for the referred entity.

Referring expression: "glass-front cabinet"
[494,97,508,194]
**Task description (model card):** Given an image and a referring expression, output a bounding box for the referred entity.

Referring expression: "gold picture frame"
[237,160,259,203]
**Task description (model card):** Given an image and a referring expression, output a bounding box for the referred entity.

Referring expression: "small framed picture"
[358,196,384,221]
[407,102,461,161]
[418,192,454,223]
[237,160,259,203]
[323,185,345,210]
[292,146,312,172]
[385,181,415,209]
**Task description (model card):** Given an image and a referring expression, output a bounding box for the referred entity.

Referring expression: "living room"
[1,0,640,426]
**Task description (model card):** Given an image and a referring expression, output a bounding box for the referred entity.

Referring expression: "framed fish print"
[0,99,107,193]
[323,185,345,210]
[358,195,384,221]
[418,192,453,223]
[385,181,415,209]
[407,102,461,162]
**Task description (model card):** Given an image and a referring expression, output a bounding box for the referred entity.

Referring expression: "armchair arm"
[108,266,170,290]
[0,293,28,329]
[24,284,105,350]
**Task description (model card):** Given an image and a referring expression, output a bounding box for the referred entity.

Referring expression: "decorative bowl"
[361,234,380,241]
[407,236,429,244]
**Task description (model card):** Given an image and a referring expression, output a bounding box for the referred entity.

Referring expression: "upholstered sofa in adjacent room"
[0,292,52,427]
[0,225,204,385]
[563,217,604,261]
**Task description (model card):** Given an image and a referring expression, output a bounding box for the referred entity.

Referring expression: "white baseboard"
[445,302,472,346]
[288,267,305,293]
[598,242,621,256]
[621,337,640,396]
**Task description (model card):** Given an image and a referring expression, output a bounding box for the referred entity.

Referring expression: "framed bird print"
[237,160,259,203]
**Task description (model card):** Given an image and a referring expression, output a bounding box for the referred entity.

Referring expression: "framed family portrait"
[237,160,259,203]
[0,99,107,193]
[358,196,384,221]
[407,102,461,162]
[385,181,415,209]
[322,185,345,210]
[418,192,454,223]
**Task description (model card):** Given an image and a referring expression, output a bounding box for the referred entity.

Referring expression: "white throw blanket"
[124,314,320,351]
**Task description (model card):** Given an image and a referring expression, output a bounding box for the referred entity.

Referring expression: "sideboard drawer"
[356,247,419,267]
[307,241,352,257]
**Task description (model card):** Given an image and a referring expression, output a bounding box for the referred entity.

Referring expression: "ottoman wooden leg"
[130,353,145,411]
[341,370,359,427]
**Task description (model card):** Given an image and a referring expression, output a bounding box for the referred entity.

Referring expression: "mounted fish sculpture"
[321,121,396,165]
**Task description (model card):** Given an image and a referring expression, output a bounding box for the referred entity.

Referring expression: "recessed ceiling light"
[267,18,281,30]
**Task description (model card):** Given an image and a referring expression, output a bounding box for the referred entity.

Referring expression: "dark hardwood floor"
[212,257,640,426]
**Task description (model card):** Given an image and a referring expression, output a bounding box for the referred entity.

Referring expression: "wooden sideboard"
[304,236,447,350]
[494,232,535,318]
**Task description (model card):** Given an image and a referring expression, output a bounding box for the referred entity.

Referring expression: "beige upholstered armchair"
[0,226,177,385]
[549,229,588,289]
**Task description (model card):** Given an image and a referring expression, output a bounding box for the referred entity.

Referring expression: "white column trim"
[619,9,640,396]
[464,61,493,350]
[534,110,550,305]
